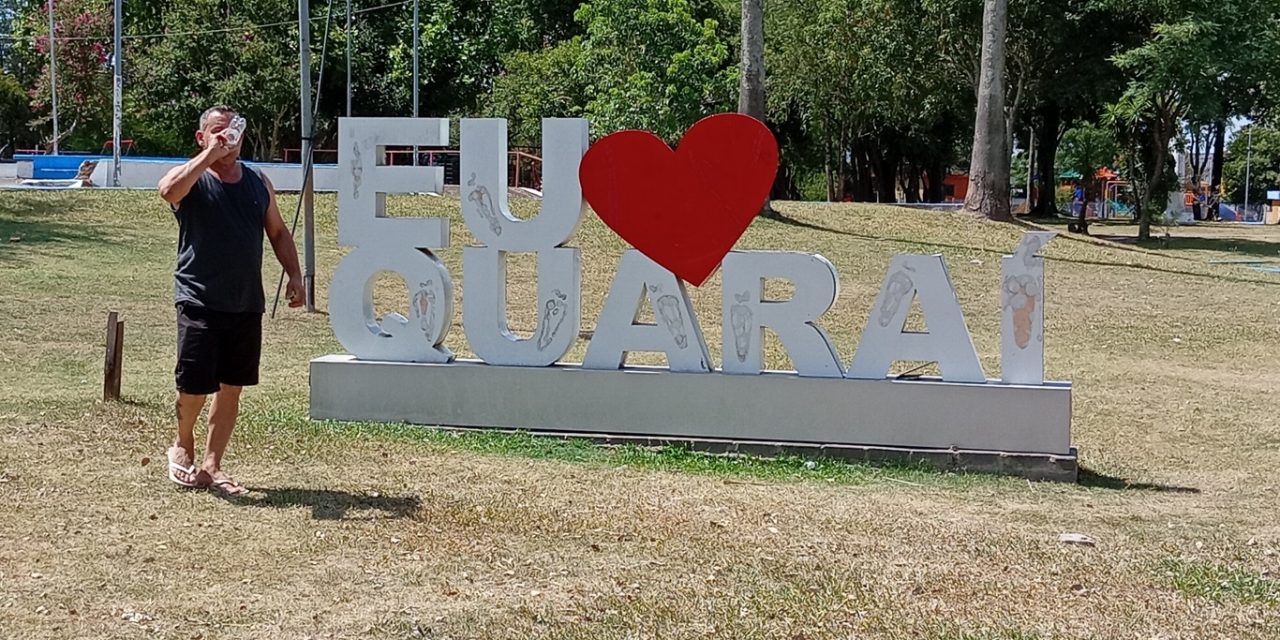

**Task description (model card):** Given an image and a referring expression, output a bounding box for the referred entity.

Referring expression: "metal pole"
[1025,127,1034,212]
[1244,125,1253,217]
[411,0,418,166]
[47,0,59,154]
[111,0,122,186]
[298,0,316,311]
[345,0,352,117]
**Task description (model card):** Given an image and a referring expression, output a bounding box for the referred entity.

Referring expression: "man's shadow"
[219,486,422,521]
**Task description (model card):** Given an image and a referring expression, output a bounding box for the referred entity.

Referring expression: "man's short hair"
[199,105,238,129]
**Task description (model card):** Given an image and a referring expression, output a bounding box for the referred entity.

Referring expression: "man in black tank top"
[158,105,304,496]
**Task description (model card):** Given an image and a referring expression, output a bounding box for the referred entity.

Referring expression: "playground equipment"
[1100,180,1135,220]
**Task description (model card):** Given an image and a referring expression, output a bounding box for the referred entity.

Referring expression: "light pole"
[411,0,419,166]
[111,0,122,186]
[345,0,352,117]
[47,0,59,154]
[1244,125,1254,217]
[298,0,316,311]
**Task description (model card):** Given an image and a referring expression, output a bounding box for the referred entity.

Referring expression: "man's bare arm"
[260,172,305,306]
[158,147,222,206]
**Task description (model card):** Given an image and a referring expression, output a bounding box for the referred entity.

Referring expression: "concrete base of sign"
[311,356,1074,479]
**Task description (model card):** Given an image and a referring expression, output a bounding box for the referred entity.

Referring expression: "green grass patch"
[229,402,995,487]
[1159,558,1280,605]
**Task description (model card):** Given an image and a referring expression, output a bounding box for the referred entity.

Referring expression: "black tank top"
[172,165,269,313]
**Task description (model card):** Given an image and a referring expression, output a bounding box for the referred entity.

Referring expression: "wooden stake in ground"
[103,311,124,401]
[963,0,1012,222]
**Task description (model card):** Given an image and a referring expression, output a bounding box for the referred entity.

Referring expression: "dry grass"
[1,191,1279,639]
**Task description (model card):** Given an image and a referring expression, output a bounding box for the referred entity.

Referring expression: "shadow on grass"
[1077,467,1201,493]
[226,486,422,520]
[1135,235,1280,259]
[0,202,121,263]
[769,214,1280,286]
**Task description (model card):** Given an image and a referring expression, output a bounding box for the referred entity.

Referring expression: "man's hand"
[205,132,238,162]
[158,132,240,205]
[285,277,305,308]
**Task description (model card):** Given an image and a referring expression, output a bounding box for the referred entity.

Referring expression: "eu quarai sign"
[309,114,1075,480]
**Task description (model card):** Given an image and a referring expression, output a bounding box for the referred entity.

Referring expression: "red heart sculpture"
[579,113,779,286]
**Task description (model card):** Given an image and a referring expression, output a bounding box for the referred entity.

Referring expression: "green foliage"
[125,0,300,159]
[1101,0,1280,235]
[485,40,588,146]
[574,0,736,141]
[766,0,970,201]
[0,72,35,153]
[1223,125,1280,204]
[14,0,114,151]
[486,0,735,143]
[0,0,1276,212]
[1059,123,1120,190]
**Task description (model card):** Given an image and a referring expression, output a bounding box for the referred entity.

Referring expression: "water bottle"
[223,115,247,146]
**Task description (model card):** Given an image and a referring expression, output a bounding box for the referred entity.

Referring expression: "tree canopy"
[2,0,1278,218]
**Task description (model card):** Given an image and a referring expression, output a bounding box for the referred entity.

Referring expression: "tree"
[1058,123,1119,234]
[1102,0,1280,238]
[15,0,113,151]
[737,0,764,122]
[1223,124,1280,206]
[738,0,776,213]
[124,0,300,158]
[0,72,35,155]
[574,0,736,141]
[485,40,588,146]
[1016,0,1140,218]
[963,0,1012,221]
[766,0,967,204]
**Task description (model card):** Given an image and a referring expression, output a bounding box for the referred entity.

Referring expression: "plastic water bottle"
[223,115,247,146]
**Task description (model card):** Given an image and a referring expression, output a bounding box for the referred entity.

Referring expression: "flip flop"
[166,447,199,488]
[208,476,248,497]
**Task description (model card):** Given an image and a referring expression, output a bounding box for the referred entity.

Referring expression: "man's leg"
[172,304,218,487]
[170,392,207,485]
[200,381,240,481]
[199,310,259,496]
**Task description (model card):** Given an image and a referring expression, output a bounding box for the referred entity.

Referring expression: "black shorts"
[175,303,263,395]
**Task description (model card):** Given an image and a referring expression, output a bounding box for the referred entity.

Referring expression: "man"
[158,105,304,496]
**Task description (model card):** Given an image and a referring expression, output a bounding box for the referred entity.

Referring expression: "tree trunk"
[925,160,946,203]
[738,0,772,215]
[1138,129,1172,242]
[1032,103,1060,217]
[824,136,835,202]
[855,143,874,201]
[877,144,900,203]
[906,164,921,203]
[772,164,799,201]
[837,131,850,201]
[963,0,1012,221]
[1209,117,1225,220]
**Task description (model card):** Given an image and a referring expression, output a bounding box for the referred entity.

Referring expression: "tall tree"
[963,0,1012,220]
[1223,124,1280,206]
[16,0,113,151]
[487,0,735,144]
[738,0,775,213]
[737,0,764,121]
[127,0,300,158]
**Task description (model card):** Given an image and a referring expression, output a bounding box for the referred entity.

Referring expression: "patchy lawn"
[1,191,1278,639]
